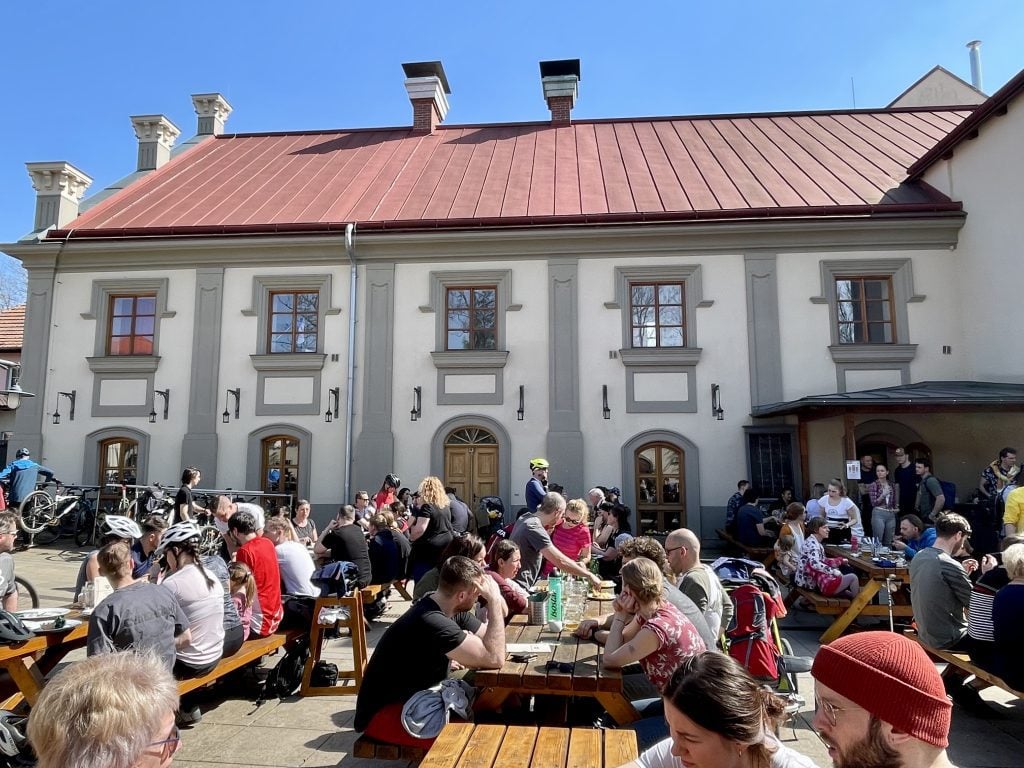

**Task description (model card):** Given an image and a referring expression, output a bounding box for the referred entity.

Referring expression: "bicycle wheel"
[32,523,60,546]
[75,506,96,547]
[197,525,223,558]
[18,491,56,534]
[14,576,39,609]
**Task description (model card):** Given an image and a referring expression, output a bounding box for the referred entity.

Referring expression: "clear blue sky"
[1,1,1022,251]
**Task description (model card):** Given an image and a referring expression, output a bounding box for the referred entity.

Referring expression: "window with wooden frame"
[98,437,139,505]
[629,281,686,348]
[835,277,895,344]
[268,291,319,353]
[261,435,300,499]
[446,286,497,351]
[107,295,157,356]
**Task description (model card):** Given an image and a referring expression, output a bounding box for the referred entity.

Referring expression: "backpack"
[485,522,516,559]
[258,636,310,704]
[725,584,780,681]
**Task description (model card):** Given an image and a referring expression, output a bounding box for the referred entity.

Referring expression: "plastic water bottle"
[548,571,564,623]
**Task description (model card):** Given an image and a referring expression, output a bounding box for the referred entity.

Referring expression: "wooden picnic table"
[475,603,640,725]
[420,722,638,768]
[0,612,89,708]
[812,545,913,643]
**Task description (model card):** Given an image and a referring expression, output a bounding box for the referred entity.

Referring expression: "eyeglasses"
[356,496,369,502]
[564,516,583,525]
[146,723,181,761]
[0,530,16,536]
[665,545,684,555]
[814,695,845,727]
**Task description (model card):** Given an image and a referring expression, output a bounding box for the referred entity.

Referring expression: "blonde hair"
[1004,543,1024,580]
[619,556,664,605]
[97,540,133,579]
[566,498,590,525]
[370,511,396,531]
[417,476,450,508]
[228,561,257,606]
[265,516,298,542]
[776,533,796,553]
[28,650,178,768]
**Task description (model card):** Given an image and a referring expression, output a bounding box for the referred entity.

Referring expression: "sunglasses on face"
[564,516,583,525]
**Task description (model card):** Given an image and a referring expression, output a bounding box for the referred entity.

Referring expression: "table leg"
[1,658,46,707]
[475,686,511,713]
[595,691,640,725]
[820,580,881,644]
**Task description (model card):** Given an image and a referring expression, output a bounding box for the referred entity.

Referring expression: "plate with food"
[15,608,71,621]
[24,618,81,634]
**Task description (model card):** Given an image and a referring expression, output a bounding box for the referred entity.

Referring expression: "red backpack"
[726,583,780,681]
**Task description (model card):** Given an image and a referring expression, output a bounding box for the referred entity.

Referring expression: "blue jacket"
[525,477,546,511]
[904,527,937,559]
[0,458,55,504]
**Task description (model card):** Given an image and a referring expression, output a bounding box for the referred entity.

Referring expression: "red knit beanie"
[811,631,951,748]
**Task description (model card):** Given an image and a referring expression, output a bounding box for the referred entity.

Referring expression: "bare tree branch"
[0,257,26,311]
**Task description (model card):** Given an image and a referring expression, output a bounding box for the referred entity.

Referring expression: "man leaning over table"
[511,491,602,590]
[354,556,507,749]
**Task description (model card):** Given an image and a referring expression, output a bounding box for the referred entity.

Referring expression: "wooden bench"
[788,586,851,615]
[716,528,776,567]
[906,630,1024,699]
[353,735,428,761]
[178,626,306,696]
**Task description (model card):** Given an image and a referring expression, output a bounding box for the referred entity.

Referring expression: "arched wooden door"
[444,427,498,508]
[634,441,684,534]
[98,437,139,507]
[261,435,300,502]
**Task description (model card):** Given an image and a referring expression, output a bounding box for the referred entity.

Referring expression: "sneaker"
[177,705,203,728]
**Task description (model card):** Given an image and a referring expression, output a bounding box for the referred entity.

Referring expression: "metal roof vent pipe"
[403,61,450,135]
[130,115,181,171]
[967,40,983,92]
[540,59,580,126]
[191,93,233,136]
[25,161,92,231]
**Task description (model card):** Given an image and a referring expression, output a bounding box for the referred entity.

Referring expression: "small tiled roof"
[53,107,971,239]
[752,380,1024,418]
[0,305,24,351]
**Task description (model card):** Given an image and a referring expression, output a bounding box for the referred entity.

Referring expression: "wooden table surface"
[815,546,913,643]
[420,723,638,768]
[0,611,89,709]
[475,604,639,724]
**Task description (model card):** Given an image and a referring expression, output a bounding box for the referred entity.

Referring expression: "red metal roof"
[56,107,973,238]
[0,305,24,351]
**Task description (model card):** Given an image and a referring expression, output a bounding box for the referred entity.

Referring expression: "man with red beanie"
[811,631,955,768]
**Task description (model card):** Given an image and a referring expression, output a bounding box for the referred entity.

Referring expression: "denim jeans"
[871,508,896,546]
[627,698,668,752]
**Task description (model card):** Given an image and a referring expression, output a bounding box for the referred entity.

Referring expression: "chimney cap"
[540,59,581,81]
[402,61,451,93]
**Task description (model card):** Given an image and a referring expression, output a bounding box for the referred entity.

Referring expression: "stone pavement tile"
[199,695,274,726]
[251,695,356,731]
[948,707,1024,768]
[301,730,359,767]
[194,725,334,767]
[177,723,246,762]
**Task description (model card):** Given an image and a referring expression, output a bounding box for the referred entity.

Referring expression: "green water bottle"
[548,571,564,623]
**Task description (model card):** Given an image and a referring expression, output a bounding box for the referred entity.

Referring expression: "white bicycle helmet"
[102,515,142,540]
[0,711,28,757]
[155,521,202,559]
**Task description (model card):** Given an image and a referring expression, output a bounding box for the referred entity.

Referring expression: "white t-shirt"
[162,563,225,666]
[275,540,317,597]
[818,495,864,538]
[637,735,821,768]
[214,503,266,534]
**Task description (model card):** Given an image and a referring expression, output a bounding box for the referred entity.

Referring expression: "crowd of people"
[0,447,1012,767]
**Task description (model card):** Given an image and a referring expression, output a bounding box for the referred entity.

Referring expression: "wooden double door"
[444,427,499,509]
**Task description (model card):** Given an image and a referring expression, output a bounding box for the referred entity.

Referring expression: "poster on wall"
[845,460,861,481]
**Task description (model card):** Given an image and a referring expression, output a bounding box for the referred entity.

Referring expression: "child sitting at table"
[228,561,257,640]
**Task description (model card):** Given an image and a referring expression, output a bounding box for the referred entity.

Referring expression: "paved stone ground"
[11,537,1024,767]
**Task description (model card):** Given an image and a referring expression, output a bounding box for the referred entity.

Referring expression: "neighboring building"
[4,59,1023,533]
[888,65,987,108]
[0,305,25,464]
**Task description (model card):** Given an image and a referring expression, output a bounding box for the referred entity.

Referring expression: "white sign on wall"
[845,460,862,481]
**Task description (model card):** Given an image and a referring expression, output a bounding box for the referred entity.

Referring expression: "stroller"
[712,557,812,706]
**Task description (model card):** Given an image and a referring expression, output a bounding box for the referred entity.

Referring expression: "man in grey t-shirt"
[510,493,601,589]
[0,511,19,610]
[909,513,975,650]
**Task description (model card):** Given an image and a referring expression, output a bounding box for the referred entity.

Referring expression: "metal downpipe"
[343,222,357,504]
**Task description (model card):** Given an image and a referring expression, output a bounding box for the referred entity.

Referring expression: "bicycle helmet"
[102,515,142,540]
[154,520,202,559]
[384,473,401,488]
[0,711,27,757]
[14,448,28,459]
[529,457,549,470]
[0,611,34,646]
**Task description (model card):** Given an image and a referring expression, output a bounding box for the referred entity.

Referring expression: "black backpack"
[258,636,309,704]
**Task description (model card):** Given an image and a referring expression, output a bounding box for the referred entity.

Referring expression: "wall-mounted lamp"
[517,385,525,421]
[52,390,76,425]
[410,386,422,422]
[149,388,170,423]
[221,388,240,424]
[0,383,33,412]
[602,384,611,420]
[711,383,725,421]
[325,387,340,423]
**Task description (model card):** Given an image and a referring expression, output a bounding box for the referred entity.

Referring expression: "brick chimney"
[540,59,581,125]
[402,61,450,134]
[25,161,93,231]
[191,93,233,136]
[130,115,181,171]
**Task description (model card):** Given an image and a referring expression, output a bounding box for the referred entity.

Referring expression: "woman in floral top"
[601,556,707,749]
[796,517,860,599]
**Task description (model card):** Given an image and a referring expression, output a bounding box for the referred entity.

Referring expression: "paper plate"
[15,608,71,621]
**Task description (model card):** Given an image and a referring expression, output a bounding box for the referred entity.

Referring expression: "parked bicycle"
[14,575,39,609]
[17,483,95,543]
